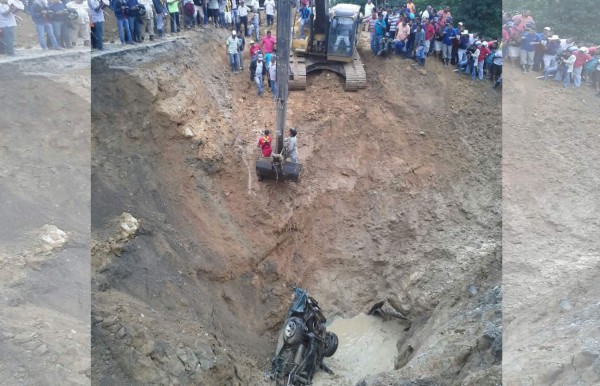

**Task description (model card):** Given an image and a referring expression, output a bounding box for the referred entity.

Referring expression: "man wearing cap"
[573,47,592,88]
[226,30,240,72]
[542,34,560,71]
[532,26,551,71]
[457,30,469,63]
[476,41,490,80]
[251,53,267,96]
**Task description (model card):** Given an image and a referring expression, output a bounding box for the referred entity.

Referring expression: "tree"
[504,0,599,44]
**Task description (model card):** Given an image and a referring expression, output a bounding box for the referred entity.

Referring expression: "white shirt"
[0,3,17,27]
[237,3,248,16]
[255,60,263,76]
[264,0,274,15]
[364,2,374,16]
[246,0,257,11]
[67,1,90,23]
[421,9,429,20]
[268,61,276,79]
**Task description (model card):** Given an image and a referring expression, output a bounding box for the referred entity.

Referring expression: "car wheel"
[323,331,338,357]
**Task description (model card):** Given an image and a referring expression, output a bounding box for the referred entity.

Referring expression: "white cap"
[543,26,551,31]
[458,22,463,26]
[580,46,589,53]
[232,30,236,35]
[462,30,468,34]
[482,41,488,47]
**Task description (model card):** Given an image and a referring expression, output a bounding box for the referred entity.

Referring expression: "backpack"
[184,2,195,16]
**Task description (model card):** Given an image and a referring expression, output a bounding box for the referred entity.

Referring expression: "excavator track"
[289,55,307,91]
[343,51,367,91]
[288,51,366,91]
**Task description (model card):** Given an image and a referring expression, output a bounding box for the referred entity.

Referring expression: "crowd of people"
[0,0,276,54]
[361,1,503,86]
[502,10,600,96]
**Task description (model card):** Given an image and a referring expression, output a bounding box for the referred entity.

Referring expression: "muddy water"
[312,314,405,386]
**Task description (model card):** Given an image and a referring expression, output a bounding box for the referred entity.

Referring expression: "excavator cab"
[326,5,361,62]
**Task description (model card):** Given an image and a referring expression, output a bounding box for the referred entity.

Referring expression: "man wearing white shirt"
[67,0,90,46]
[264,0,274,27]
[237,0,249,36]
[363,0,373,31]
[0,0,18,55]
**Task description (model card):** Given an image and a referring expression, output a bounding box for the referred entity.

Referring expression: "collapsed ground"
[91,29,501,385]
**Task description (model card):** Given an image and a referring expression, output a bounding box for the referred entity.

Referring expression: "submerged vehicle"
[270,288,338,385]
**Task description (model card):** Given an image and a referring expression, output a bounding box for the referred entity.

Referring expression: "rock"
[22,340,42,350]
[14,332,36,343]
[140,340,156,356]
[39,224,68,250]
[1,332,15,340]
[34,344,49,356]
[119,212,139,238]
[176,346,199,372]
[165,351,186,376]
[468,284,478,296]
[116,327,127,339]
[573,350,598,369]
[183,127,194,138]
[419,131,426,136]
[559,299,573,311]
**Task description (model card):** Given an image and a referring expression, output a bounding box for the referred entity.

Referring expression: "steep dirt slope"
[503,66,600,385]
[0,57,91,385]
[91,30,501,386]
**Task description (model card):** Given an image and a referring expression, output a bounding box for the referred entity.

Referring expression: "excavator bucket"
[256,158,302,182]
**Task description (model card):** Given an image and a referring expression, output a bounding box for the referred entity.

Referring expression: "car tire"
[323,331,338,357]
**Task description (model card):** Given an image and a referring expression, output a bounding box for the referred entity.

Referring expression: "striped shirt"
[388,13,400,34]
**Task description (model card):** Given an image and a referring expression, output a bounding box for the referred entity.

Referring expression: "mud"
[312,314,406,386]
[89,26,501,385]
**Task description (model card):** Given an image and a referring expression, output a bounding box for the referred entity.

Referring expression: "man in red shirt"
[476,41,491,80]
[249,40,260,58]
[261,30,276,53]
[258,129,272,157]
[573,47,592,88]
[423,19,434,56]
[512,10,533,32]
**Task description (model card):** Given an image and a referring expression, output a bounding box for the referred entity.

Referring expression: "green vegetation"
[504,0,599,44]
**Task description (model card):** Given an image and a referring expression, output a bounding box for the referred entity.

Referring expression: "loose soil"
[502,65,600,385]
[90,27,501,386]
[0,56,91,384]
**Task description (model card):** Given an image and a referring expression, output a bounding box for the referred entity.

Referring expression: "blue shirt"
[126,0,138,16]
[520,31,539,52]
[375,19,386,35]
[442,27,456,45]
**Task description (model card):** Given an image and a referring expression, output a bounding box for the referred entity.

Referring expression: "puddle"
[312,314,405,385]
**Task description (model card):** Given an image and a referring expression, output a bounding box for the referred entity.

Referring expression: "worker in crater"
[258,129,272,157]
[284,127,298,163]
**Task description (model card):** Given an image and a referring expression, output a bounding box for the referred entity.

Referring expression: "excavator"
[289,0,367,91]
[255,0,366,182]
[255,0,301,182]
